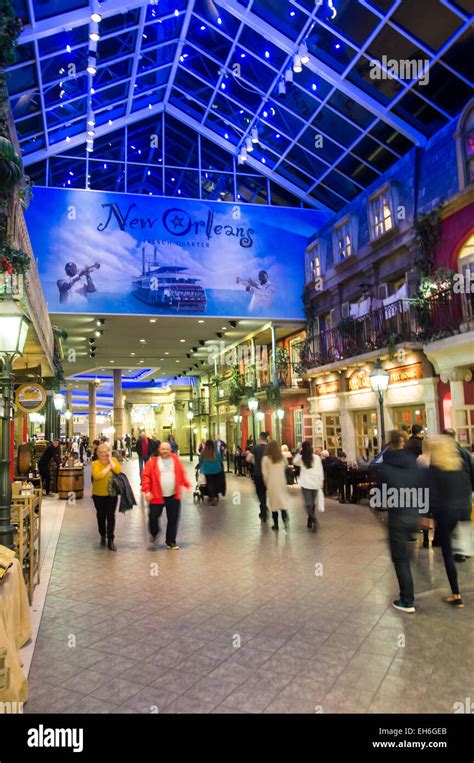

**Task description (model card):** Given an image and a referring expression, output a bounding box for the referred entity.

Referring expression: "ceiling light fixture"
[293,54,302,73]
[278,79,286,97]
[87,56,97,75]
[251,125,259,143]
[245,137,253,152]
[299,41,310,64]
[285,68,293,84]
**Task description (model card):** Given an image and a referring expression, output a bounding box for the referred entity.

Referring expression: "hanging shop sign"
[317,380,340,396]
[27,188,330,320]
[348,371,371,391]
[15,383,47,413]
[389,363,423,385]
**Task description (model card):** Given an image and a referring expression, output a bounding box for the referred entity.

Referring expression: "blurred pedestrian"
[247,432,269,521]
[142,441,191,549]
[91,442,121,550]
[262,440,289,531]
[293,441,324,532]
[199,439,226,506]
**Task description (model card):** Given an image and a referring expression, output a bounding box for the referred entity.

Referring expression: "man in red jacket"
[141,441,191,549]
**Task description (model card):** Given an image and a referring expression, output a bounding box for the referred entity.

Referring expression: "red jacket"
[141,453,191,503]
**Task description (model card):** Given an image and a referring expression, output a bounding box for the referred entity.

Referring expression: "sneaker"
[166,543,180,550]
[445,595,464,608]
[392,599,415,613]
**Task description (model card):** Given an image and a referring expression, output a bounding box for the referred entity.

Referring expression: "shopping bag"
[317,489,325,513]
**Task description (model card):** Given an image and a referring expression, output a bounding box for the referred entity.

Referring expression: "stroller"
[193,463,207,503]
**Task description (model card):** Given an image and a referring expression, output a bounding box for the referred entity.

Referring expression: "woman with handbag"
[262,440,290,531]
[293,442,324,532]
[91,442,121,551]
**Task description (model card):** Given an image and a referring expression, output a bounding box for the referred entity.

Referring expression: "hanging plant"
[414,209,441,276]
[209,373,224,386]
[0,241,30,273]
[265,383,281,409]
[0,135,23,192]
[0,1,23,69]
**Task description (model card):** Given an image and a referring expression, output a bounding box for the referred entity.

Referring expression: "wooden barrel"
[17,444,32,475]
[58,467,84,500]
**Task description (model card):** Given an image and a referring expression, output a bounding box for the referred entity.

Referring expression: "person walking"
[91,442,121,551]
[136,431,153,478]
[38,438,61,496]
[124,433,131,460]
[247,432,269,521]
[142,441,191,549]
[199,439,225,506]
[376,430,424,613]
[406,424,424,458]
[427,436,470,608]
[443,429,474,562]
[167,434,179,454]
[262,440,290,531]
[293,441,324,532]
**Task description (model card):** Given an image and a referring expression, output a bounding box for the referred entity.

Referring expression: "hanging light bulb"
[299,41,310,64]
[285,67,294,84]
[245,137,253,152]
[293,54,303,73]
[278,78,286,97]
[87,56,97,75]
[251,125,259,143]
[90,22,100,42]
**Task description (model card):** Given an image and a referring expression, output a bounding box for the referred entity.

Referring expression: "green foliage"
[0,1,23,68]
[414,209,441,275]
[0,242,30,273]
[265,383,281,408]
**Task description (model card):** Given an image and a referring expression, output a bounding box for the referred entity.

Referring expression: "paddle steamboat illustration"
[132,244,207,312]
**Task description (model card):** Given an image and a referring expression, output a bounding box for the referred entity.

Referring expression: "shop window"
[455,99,474,190]
[294,409,303,446]
[368,186,394,240]
[355,410,379,459]
[323,414,341,456]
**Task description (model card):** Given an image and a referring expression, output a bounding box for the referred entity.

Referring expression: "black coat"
[38,444,61,470]
[406,435,423,458]
[428,463,472,521]
[377,448,425,515]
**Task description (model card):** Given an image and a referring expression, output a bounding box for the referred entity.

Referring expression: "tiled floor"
[25,458,473,714]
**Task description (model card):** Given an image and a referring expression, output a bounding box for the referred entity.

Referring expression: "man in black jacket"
[38,439,61,495]
[406,424,424,458]
[376,430,425,613]
[136,431,153,478]
[247,432,269,521]
[443,429,473,561]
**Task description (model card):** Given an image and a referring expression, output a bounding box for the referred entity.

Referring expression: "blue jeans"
[388,513,419,606]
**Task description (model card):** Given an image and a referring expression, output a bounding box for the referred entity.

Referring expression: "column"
[113,369,123,438]
[44,391,56,441]
[441,368,472,433]
[270,324,281,445]
[339,392,357,463]
[66,389,73,439]
[88,382,96,443]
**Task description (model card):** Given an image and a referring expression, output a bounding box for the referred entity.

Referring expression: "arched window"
[455,99,474,190]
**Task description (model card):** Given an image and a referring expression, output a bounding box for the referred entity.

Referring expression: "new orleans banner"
[27,187,329,319]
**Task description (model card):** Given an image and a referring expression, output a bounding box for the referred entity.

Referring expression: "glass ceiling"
[6,0,473,210]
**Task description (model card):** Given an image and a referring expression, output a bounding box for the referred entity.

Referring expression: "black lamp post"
[0,301,31,549]
[186,410,194,461]
[369,359,390,449]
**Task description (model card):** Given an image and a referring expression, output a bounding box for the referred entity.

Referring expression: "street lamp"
[276,408,284,421]
[248,398,258,441]
[370,359,390,449]
[233,413,242,450]
[256,411,265,423]
[186,410,194,461]
[0,301,32,548]
[53,392,65,411]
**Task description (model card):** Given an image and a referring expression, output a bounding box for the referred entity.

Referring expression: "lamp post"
[186,410,194,461]
[248,397,258,441]
[233,413,242,450]
[53,391,65,441]
[0,301,31,549]
[369,359,390,449]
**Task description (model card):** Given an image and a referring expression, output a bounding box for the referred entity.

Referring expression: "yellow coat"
[92,458,121,496]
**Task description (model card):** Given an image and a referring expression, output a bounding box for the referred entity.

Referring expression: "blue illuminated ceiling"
[7,0,473,211]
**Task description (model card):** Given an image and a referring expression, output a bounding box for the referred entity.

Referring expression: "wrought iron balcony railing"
[296,293,474,370]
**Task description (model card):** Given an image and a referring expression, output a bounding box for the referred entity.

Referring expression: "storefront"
[308,351,440,462]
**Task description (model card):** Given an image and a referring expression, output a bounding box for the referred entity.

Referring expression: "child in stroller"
[193,463,207,503]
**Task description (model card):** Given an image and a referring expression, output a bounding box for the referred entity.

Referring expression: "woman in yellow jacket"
[92,442,121,550]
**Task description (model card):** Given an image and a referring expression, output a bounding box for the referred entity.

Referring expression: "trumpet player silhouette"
[236,270,275,312]
[57,262,100,304]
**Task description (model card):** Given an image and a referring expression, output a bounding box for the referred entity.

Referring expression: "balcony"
[257,361,309,392]
[297,294,474,370]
